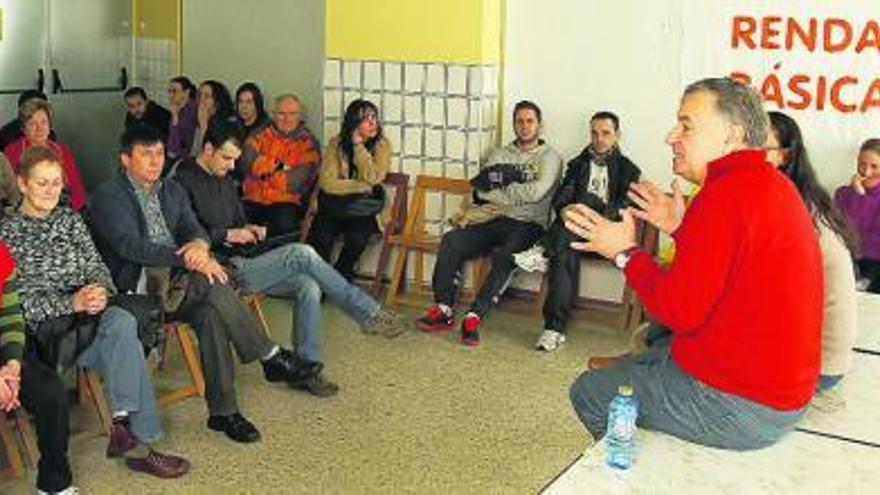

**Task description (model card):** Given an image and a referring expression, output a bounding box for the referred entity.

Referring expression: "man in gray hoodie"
[415,100,562,346]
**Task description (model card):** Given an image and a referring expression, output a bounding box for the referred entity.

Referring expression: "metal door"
[47,0,132,189]
[0,0,48,126]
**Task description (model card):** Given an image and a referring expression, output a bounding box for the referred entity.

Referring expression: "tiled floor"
[1,295,626,494]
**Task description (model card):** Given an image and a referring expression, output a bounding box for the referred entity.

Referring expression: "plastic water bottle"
[605,385,638,470]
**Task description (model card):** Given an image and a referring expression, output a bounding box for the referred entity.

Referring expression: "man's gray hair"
[273,93,306,120]
[684,77,768,148]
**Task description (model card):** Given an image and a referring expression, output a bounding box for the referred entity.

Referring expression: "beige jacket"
[319,135,391,195]
[817,221,858,376]
[312,135,393,229]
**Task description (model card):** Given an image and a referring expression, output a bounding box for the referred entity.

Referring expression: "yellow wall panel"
[134,0,178,39]
[327,0,500,64]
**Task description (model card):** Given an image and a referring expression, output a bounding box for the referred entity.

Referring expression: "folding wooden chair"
[76,368,113,434]
[384,175,487,307]
[157,321,205,407]
[532,218,660,333]
[241,292,272,338]
[370,172,410,296]
[0,410,38,480]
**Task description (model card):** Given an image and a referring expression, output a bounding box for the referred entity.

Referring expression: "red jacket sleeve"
[624,189,740,333]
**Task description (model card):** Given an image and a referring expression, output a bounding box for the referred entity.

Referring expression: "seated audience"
[415,100,563,346]
[190,80,236,156]
[0,146,189,478]
[528,111,641,352]
[235,82,271,138]
[768,111,858,392]
[0,90,56,150]
[123,86,171,142]
[165,76,198,167]
[835,138,880,293]
[3,99,87,210]
[307,99,391,282]
[565,78,822,450]
[174,122,404,396]
[239,94,321,237]
[88,126,319,443]
[1,242,75,494]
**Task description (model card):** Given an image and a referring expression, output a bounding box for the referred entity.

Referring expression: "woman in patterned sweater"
[1,242,77,494]
[0,145,190,479]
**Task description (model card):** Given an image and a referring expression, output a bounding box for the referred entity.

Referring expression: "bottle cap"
[618,385,633,396]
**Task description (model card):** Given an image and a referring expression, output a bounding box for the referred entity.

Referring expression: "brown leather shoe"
[586,353,631,371]
[125,450,190,478]
[106,419,140,458]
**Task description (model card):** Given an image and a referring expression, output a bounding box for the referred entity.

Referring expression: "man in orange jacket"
[239,94,321,237]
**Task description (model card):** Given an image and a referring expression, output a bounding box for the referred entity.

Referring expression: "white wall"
[182,0,325,135]
[503,0,684,187]
[502,0,686,301]
[503,0,877,191]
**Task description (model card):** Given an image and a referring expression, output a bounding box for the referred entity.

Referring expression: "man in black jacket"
[89,126,317,444]
[123,87,171,143]
[530,111,641,351]
[173,122,403,397]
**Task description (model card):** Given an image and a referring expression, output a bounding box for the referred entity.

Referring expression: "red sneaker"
[415,305,455,332]
[460,314,481,347]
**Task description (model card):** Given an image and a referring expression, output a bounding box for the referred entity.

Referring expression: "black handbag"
[29,294,166,372]
[29,314,100,372]
[318,185,386,218]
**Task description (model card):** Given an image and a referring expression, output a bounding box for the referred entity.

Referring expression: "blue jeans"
[232,243,380,362]
[569,338,806,450]
[817,374,843,392]
[76,306,163,442]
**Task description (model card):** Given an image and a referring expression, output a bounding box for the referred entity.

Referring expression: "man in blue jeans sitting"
[563,78,822,450]
[173,121,403,397]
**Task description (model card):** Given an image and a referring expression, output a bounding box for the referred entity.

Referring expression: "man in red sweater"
[564,77,822,449]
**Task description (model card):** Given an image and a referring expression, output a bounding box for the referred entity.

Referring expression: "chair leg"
[158,323,206,406]
[534,273,549,318]
[14,411,39,469]
[372,243,392,297]
[385,246,408,306]
[246,295,272,338]
[78,369,112,435]
[0,413,25,479]
[617,286,635,333]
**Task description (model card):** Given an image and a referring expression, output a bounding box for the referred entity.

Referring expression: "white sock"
[438,303,452,315]
[262,345,280,361]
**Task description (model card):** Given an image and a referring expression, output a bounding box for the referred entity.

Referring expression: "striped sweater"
[0,243,25,364]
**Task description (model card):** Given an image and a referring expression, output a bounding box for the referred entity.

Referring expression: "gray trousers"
[569,333,807,450]
[177,273,275,416]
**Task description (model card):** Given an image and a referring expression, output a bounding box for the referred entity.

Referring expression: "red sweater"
[4,137,87,210]
[625,150,822,411]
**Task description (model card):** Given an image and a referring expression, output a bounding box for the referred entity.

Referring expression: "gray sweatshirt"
[477,141,563,227]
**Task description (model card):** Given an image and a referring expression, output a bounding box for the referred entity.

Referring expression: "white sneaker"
[535,329,566,351]
[39,486,79,495]
[513,244,548,273]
